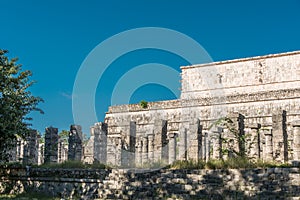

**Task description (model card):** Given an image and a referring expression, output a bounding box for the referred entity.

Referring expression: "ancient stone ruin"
[89,50,300,167]
[68,125,83,161]
[6,50,300,168]
[44,127,58,163]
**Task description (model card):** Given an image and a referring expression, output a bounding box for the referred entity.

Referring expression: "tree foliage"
[0,49,43,162]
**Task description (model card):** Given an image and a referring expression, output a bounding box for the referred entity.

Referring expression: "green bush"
[139,100,148,109]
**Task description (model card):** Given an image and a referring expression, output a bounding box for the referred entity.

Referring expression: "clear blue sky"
[1,0,299,135]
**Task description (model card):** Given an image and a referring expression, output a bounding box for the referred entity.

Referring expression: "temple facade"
[99,50,300,167]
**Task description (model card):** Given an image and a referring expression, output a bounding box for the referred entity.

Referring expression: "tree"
[0,49,43,162]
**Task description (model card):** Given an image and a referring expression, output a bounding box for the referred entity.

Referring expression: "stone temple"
[82,50,300,167]
[8,50,300,167]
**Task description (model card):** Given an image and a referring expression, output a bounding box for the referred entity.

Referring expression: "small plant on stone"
[210,116,247,159]
[139,100,148,109]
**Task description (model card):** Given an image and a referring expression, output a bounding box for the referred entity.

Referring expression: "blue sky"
[1,0,299,135]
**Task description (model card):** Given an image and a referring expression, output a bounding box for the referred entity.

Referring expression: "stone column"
[136,139,142,166]
[228,113,245,158]
[210,126,222,160]
[142,136,148,165]
[246,123,261,160]
[205,132,210,162]
[168,132,177,164]
[129,121,136,166]
[94,122,107,164]
[107,136,122,166]
[115,137,122,166]
[23,130,38,165]
[201,131,210,162]
[68,125,83,161]
[272,110,288,162]
[44,127,58,164]
[58,139,63,163]
[262,127,273,162]
[38,138,44,165]
[178,123,188,160]
[16,139,22,162]
[188,119,202,160]
[148,133,154,163]
[292,121,300,161]
[201,132,206,160]
[153,119,168,162]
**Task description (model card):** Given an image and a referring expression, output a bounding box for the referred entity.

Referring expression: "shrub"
[139,100,148,109]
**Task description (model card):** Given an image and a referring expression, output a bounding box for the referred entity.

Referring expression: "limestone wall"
[1,167,300,199]
[181,51,300,99]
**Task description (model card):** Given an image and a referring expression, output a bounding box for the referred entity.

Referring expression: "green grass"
[171,160,205,170]
[36,160,110,169]
[169,158,292,170]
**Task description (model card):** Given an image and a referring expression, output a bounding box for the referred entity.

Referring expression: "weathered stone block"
[68,125,83,161]
[44,127,58,163]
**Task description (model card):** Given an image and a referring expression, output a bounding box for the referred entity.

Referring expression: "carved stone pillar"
[204,132,210,162]
[292,121,300,161]
[142,137,148,165]
[168,132,177,164]
[210,126,222,160]
[129,122,136,166]
[147,134,154,163]
[93,122,107,164]
[106,135,121,166]
[178,123,188,160]
[136,139,142,166]
[188,119,202,160]
[201,132,206,160]
[153,119,168,162]
[68,125,83,161]
[262,126,273,162]
[272,110,288,162]
[228,113,245,158]
[44,127,58,164]
[246,123,261,160]
[23,130,38,165]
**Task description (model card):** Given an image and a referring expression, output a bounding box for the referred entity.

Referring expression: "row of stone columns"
[133,132,178,166]
[9,130,39,165]
[43,125,84,164]
[105,113,300,167]
[201,114,300,163]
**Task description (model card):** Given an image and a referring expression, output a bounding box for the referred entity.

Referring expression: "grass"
[1,159,293,171]
[171,160,205,170]
[36,160,110,169]
[0,160,110,170]
[169,157,293,170]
